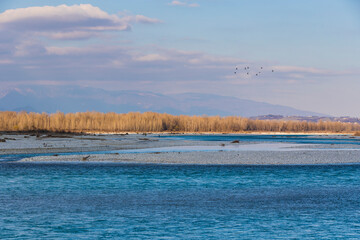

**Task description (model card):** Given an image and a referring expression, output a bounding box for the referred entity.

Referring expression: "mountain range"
[0,86,327,117]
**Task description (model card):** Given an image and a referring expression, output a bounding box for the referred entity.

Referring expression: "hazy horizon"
[0,1,359,116]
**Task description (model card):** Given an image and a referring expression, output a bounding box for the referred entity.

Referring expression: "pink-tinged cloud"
[0,4,161,37]
[272,65,330,75]
[169,1,199,7]
[0,4,129,31]
[45,46,129,56]
[0,59,13,64]
[188,3,200,7]
[44,31,98,40]
[134,54,169,62]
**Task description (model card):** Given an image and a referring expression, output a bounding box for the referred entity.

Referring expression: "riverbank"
[1,133,360,164]
[19,149,360,165]
[0,133,228,155]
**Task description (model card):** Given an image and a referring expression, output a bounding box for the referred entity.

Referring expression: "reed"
[0,111,359,133]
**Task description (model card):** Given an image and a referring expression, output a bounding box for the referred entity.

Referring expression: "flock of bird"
[234,65,274,77]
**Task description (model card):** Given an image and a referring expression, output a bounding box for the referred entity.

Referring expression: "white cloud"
[44,31,98,40]
[0,4,129,31]
[272,65,329,75]
[135,54,169,62]
[45,46,88,56]
[45,46,127,56]
[132,15,162,24]
[169,1,199,7]
[0,4,161,40]
[0,4,162,60]
[170,1,185,6]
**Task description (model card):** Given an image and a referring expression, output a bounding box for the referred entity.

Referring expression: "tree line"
[0,111,359,133]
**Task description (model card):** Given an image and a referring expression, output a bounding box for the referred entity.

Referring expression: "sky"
[0,0,359,116]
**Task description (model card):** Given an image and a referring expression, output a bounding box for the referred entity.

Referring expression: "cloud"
[123,15,162,24]
[44,44,235,70]
[134,54,169,62]
[45,46,95,56]
[0,42,239,85]
[272,65,330,75]
[1,39,356,114]
[0,4,161,41]
[0,59,13,64]
[0,4,129,32]
[44,31,99,40]
[0,5,350,96]
[0,4,162,58]
[168,1,199,7]
[271,65,351,78]
[14,39,47,57]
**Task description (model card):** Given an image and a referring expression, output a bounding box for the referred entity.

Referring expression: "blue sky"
[0,0,359,116]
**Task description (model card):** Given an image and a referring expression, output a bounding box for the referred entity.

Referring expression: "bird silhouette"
[233,64,275,78]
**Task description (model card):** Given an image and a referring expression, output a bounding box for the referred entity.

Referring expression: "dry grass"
[0,111,359,133]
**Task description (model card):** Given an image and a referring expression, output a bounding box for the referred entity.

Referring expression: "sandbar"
[1,133,359,165]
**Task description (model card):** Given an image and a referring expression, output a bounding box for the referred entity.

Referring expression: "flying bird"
[233,64,275,78]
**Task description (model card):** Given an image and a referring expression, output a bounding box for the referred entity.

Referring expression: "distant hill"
[0,85,328,117]
[251,114,360,124]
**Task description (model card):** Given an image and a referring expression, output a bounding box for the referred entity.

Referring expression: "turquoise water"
[1,163,360,239]
[161,134,360,145]
[2,134,360,163]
